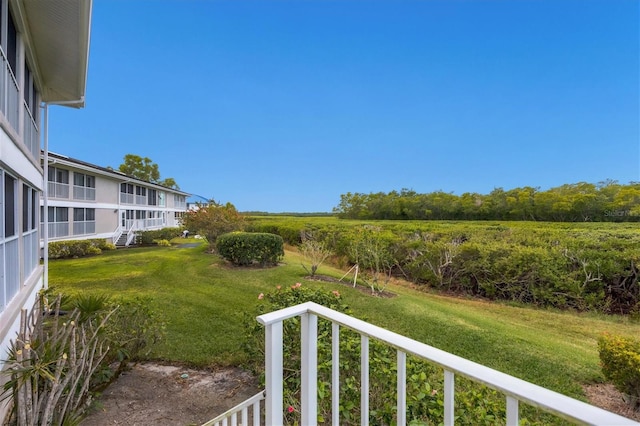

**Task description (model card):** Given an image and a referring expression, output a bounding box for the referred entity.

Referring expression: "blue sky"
[49,0,639,212]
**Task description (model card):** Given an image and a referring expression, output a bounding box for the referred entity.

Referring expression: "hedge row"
[135,227,182,245]
[49,239,116,259]
[598,334,640,406]
[216,232,284,266]
[247,218,640,314]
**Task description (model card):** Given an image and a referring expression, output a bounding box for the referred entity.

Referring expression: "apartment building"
[45,151,189,246]
[0,0,92,420]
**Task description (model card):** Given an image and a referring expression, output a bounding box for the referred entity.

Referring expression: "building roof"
[46,151,191,196]
[14,0,93,108]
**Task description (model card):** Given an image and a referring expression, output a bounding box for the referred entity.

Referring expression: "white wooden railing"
[125,221,139,246]
[213,301,636,426]
[111,225,123,245]
[202,391,265,426]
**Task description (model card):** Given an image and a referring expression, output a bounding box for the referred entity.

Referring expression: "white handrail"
[202,390,265,426]
[257,301,637,426]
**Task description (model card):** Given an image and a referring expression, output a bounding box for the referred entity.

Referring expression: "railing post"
[506,396,519,426]
[332,322,340,426]
[444,370,455,426]
[361,335,369,426]
[397,350,406,426]
[265,321,283,426]
[301,313,318,426]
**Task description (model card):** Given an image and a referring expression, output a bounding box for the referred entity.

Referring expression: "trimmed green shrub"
[598,334,640,407]
[136,227,181,245]
[216,232,284,266]
[48,239,115,259]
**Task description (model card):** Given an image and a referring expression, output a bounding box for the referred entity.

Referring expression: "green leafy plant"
[216,232,284,266]
[598,333,640,408]
[136,228,181,245]
[48,239,115,259]
[182,201,245,247]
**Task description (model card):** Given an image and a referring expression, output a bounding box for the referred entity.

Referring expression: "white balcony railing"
[48,222,69,239]
[208,302,637,426]
[73,221,96,236]
[23,103,39,160]
[73,186,96,201]
[120,193,134,204]
[6,62,19,132]
[48,182,70,199]
[22,229,39,278]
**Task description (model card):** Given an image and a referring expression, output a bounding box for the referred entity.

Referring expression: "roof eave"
[17,0,93,108]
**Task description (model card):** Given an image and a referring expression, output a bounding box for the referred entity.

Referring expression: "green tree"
[117,154,179,189]
[182,201,245,249]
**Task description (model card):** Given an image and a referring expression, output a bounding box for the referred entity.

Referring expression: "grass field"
[48,240,640,402]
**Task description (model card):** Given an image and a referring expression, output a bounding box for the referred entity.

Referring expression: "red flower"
[287,405,295,413]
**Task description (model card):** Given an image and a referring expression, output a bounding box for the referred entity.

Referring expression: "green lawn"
[48,241,640,401]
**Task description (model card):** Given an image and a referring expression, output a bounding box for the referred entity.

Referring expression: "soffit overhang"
[14,0,93,108]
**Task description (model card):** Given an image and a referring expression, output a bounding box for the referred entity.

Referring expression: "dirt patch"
[81,363,260,426]
[584,383,640,422]
[80,364,640,425]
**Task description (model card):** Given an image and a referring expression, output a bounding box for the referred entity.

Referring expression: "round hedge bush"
[216,232,284,266]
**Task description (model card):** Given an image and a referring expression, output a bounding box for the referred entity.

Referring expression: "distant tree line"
[333,180,640,222]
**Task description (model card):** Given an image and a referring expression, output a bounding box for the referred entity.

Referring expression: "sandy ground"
[81,363,260,426]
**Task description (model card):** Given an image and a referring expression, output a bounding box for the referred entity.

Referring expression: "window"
[48,167,70,198]
[7,10,17,78]
[21,184,38,278]
[174,194,186,208]
[73,172,96,200]
[120,183,134,204]
[73,208,95,236]
[4,174,16,237]
[74,172,95,188]
[31,188,37,229]
[158,192,165,207]
[148,189,157,206]
[48,207,68,223]
[1,169,20,313]
[48,206,69,238]
[135,186,147,204]
[22,184,28,232]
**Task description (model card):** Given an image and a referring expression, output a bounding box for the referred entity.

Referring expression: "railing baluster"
[252,400,260,426]
[241,407,248,425]
[444,370,455,426]
[230,412,237,426]
[265,322,283,426]
[332,322,340,426]
[397,350,406,426]
[222,418,227,426]
[361,335,369,426]
[301,313,318,425]
[506,395,519,426]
